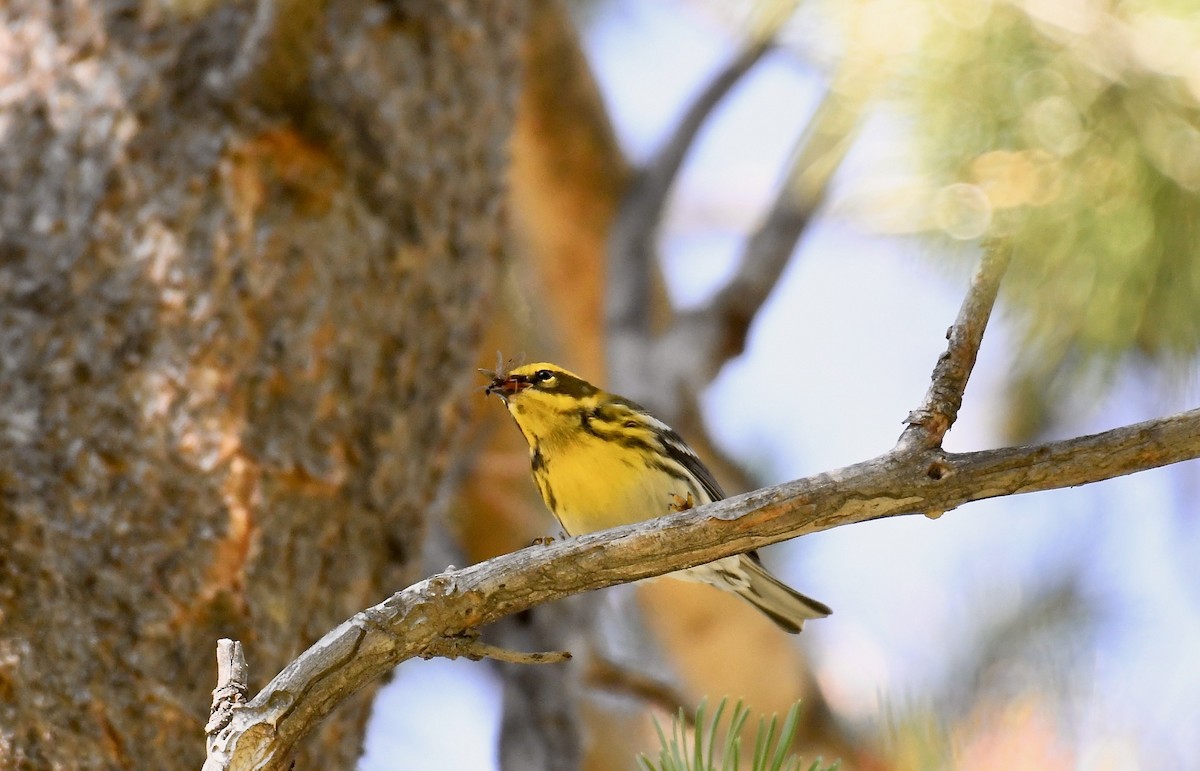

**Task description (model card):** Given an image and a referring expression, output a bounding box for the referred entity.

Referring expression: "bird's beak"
[485,374,531,397]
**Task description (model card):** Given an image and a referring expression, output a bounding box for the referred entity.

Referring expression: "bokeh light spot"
[934,182,993,238]
[1028,95,1085,156]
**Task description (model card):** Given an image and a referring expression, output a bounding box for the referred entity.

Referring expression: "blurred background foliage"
[901,0,1200,436]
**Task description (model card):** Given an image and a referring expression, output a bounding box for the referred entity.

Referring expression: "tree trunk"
[0,0,523,767]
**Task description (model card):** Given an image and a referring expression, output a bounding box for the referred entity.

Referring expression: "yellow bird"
[485,361,831,633]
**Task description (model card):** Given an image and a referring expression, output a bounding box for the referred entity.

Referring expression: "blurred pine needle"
[638,697,838,771]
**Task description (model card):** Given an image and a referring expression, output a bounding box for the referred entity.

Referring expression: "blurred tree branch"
[584,655,695,727]
[604,18,868,419]
[668,85,869,386]
[607,37,777,345]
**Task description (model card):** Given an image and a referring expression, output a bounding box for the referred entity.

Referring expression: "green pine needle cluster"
[637,698,838,771]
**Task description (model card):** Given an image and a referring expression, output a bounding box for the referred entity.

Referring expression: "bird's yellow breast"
[531,429,705,535]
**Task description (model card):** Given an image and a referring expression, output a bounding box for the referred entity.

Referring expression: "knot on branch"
[924,459,953,481]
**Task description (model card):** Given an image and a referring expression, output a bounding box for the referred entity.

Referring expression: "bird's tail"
[678,554,832,634]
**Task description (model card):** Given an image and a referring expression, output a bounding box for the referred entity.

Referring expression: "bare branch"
[204,405,1200,769]
[897,241,1012,452]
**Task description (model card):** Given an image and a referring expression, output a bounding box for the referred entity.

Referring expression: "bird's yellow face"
[483,363,599,447]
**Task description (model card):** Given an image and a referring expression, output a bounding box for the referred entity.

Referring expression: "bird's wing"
[610,397,727,502]
[659,427,726,502]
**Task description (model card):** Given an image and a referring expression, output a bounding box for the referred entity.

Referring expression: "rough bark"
[0,0,523,767]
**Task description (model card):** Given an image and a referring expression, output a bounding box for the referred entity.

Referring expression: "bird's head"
[483,362,600,440]
[484,361,598,402]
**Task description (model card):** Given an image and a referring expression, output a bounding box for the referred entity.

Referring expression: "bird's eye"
[533,369,555,383]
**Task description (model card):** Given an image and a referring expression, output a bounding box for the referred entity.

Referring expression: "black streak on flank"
[648,459,695,487]
[578,407,662,459]
[541,481,558,516]
[530,445,559,514]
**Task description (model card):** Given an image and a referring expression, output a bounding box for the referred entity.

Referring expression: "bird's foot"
[667,492,696,512]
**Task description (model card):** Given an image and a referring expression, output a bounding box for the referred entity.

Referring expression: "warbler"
[484,361,831,633]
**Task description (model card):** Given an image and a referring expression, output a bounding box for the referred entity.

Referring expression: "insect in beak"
[479,351,529,397]
[484,375,531,397]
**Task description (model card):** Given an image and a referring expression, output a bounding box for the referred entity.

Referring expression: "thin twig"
[466,641,573,665]
[422,631,572,665]
[896,242,1012,452]
[203,405,1200,770]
